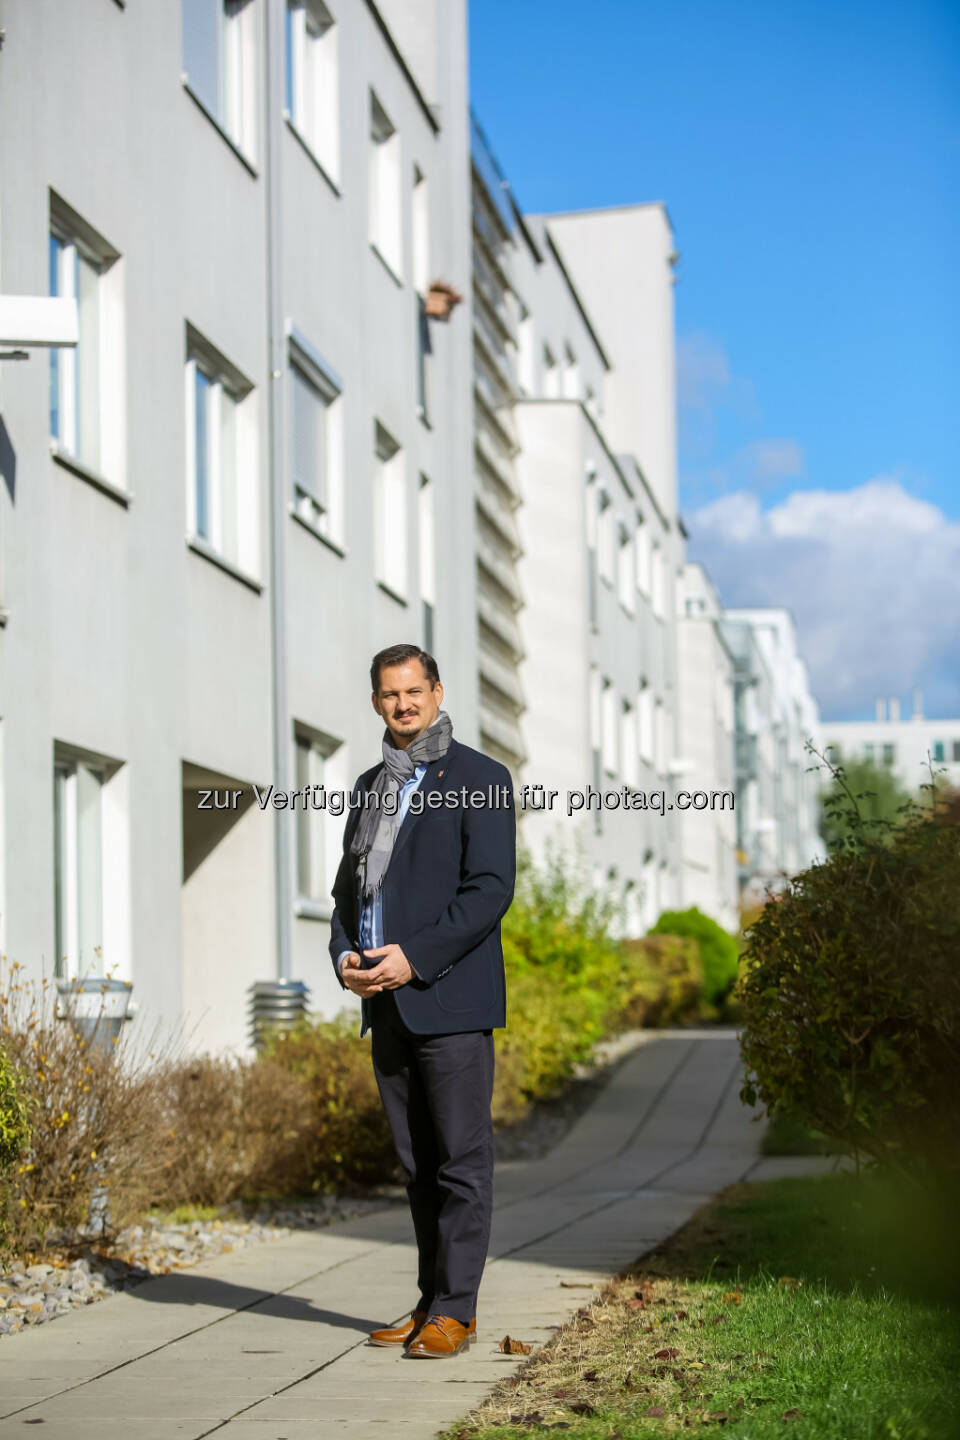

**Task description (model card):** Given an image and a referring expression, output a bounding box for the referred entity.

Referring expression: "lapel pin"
[438,769,444,778]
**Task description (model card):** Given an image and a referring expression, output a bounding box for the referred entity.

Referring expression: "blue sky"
[469,0,960,721]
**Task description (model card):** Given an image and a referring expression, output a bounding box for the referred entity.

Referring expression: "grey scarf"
[350,709,453,900]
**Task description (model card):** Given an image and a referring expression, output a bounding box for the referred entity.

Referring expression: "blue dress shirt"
[338,763,427,980]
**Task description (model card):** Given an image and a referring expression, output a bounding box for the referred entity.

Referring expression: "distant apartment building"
[677,565,738,930]
[823,695,960,796]
[719,608,822,901]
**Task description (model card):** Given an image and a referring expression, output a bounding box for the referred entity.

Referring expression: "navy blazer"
[328,738,516,1036]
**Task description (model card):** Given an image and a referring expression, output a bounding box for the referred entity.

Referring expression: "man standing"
[329,643,516,1359]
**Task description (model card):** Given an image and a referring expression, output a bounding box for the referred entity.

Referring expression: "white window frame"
[562,342,580,400]
[185,326,259,578]
[621,701,639,789]
[617,522,635,614]
[635,514,652,598]
[542,343,559,399]
[638,681,654,765]
[285,0,339,184]
[374,421,407,600]
[294,727,346,908]
[369,90,402,279]
[48,200,125,487]
[53,743,128,982]
[181,0,258,161]
[288,330,344,547]
[419,472,436,649]
[601,679,617,777]
[597,491,615,586]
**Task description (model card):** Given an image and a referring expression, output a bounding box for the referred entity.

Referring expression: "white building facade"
[0,0,475,1051]
[719,608,822,902]
[823,699,960,797]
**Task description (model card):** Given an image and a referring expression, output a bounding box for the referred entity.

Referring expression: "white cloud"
[677,332,759,420]
[688,478,960,720]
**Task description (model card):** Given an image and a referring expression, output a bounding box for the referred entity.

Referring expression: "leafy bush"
[650,906,739,1004]
[261,1014,398,1193]
[0,962,175,1253]
[820,755,913,853]
[491,851,706,1125]
[738,805,960,1172]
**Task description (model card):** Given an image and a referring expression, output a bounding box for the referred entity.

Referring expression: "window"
[953,741,960,763]
[518,307,534,396]
[651,542,665,618]
[863,742,875,762]
[654,698,667,774]
[621,701,639,788]
[374,422,406,598]
[285,0,339,182]
[49,199,124,484]
[617,524,635,613]
[542,344,559,399]
[288,331,344,545]
[881,743,896,766]
[597,491,614,585]
[369,90,402,277]
[601,679,617,776]
[182,0,257,159]
[933,740,945,763]
[562,342,580,400]
[638,682,654,764]
[294,728,347,910]
[419,474,436,651]
[412,165,429,296]
[54,745,125,980]
[635,516,651,597]
[416,293,432,422]
[185,326,258,577]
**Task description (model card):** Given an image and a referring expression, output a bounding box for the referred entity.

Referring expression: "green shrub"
[261,1014,398,1193]
[650,906,738,1004]
[738,811,960,1172]
[0,1043,31,1172]
[491,851,707,1125]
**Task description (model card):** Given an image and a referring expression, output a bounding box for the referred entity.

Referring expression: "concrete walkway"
[0,1031,843,1438]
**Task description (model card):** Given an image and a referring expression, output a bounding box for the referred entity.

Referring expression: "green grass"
[146,1203,223,1227]
[447,1173,960,1440]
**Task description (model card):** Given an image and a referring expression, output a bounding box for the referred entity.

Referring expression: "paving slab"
[0,1031,812,1440]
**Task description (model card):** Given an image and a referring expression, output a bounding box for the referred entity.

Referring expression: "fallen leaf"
[707,1413,729,1424]
[583,1369,600,1382]
[712,1313,729,1324]
[498,1335,533,1355]
[626,1297,646,1310]
[778,1276,801,1292]
[723,1291,743,1305]
[644,1406,666,1418]
[623,1369,634,1389]
[560,1281,597,1289]
[675,1309,689,1320]
[569,1403,596,1416]
[553,1389,573,1399]
[783,1410,802,1421]
[654,1347,680,1360]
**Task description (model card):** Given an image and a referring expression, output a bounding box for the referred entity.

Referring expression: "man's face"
[372,660,443,748]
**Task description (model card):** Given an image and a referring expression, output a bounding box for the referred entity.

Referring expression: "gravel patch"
[0,1195,390,1339]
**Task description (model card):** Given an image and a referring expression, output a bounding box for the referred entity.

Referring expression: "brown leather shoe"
[368,1309,429,1347]
[405,1314,476,1358]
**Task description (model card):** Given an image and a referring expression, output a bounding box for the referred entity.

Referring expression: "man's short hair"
[370,644,441,693]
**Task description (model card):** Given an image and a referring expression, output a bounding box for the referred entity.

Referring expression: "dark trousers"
[370,989,495,1327]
